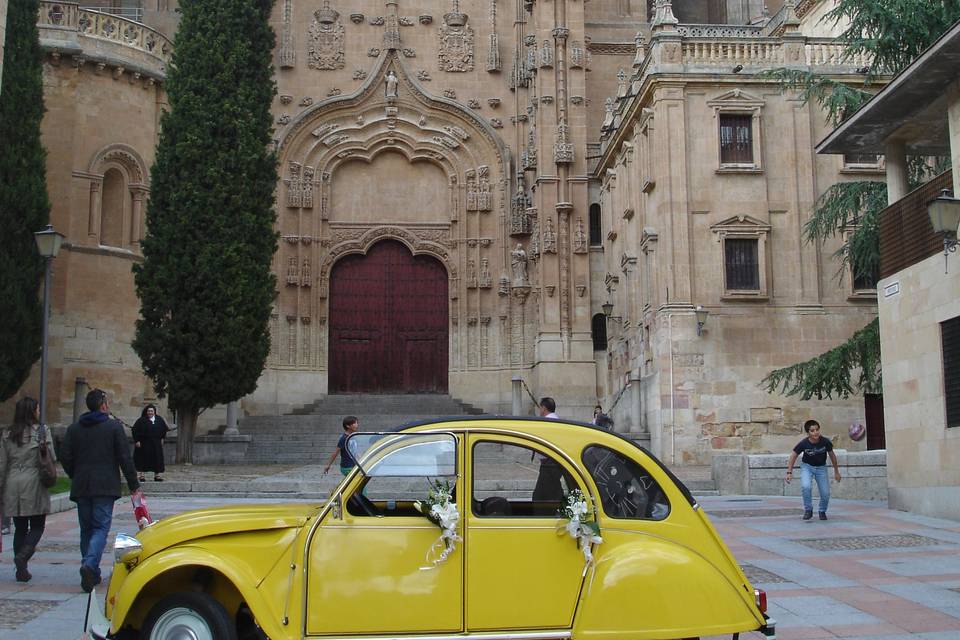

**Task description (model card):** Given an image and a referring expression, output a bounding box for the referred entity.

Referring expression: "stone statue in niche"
[511,244,528,285]
[438,2,474,72]
[467,259,478,288]
[385,70,399,98]
[479,258,492,288]
[543,217,557,254]
[286,257,299,285]
[476,165,491,211]
[574,216,587,253]
[307,1,345,71]
[301,258,312,287]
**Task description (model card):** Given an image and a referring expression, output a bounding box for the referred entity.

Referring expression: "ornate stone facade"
[13,1,883,468]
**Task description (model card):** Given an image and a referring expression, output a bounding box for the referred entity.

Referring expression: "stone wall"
[713,450,887,500]
[878,254,960,521]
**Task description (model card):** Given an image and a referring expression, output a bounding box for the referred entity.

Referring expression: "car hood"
[135,503,320,558]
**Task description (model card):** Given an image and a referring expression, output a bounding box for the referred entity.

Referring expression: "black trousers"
[13,514,46,555]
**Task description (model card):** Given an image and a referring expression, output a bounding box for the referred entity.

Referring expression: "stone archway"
[328,240,448,393]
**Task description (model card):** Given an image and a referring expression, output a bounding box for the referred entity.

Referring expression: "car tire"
[141,591,238,640]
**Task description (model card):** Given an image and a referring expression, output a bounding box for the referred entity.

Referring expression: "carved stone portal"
[308,2,345,71]
[438,2,474,72]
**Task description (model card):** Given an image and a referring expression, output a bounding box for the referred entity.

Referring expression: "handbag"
[37,424,58,488]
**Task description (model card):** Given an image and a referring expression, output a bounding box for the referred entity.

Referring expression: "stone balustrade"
[37,1,171,79]
[681,39,785,65]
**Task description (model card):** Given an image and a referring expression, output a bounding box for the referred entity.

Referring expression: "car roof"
[387,415,697,507]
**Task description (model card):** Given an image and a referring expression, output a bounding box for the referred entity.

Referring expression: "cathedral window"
[589,203,603,246]
[592,313,608,351]
[100,168,128,248]
[719,114,753,165]
[711,215,770,300]
[709,90,765,173]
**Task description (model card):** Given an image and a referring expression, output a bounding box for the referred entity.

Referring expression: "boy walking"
[323,416,360,476]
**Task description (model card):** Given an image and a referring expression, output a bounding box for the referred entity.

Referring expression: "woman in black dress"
[132,404,170,482]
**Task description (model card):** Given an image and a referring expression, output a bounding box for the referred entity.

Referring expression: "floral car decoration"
[90,417,775,640]
[414,478,461,568]
[559,488,603,570]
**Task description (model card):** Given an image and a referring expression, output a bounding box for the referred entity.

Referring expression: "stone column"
[512,375,523,415]
[948,80,960,196]
[885,139,909,205]
[130,188,146,247]
[224,401,240,436]
[629,371,644,434]
[88,181,102,241]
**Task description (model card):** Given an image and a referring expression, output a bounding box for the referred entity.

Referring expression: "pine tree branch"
[760,319,882,400]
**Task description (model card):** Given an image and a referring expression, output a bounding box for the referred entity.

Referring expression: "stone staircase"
[239,394,486,465]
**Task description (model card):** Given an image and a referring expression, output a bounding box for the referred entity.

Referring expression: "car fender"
[574,534,764,640]
[111,545,292,640]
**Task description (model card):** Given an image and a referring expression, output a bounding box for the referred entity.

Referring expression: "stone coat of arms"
[438,9,474,72]
[308,2,345,71]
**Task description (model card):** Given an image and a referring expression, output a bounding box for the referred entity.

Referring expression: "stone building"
[8,0,878,466]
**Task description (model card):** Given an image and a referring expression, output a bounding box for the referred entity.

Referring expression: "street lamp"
[927,189,960,273]
[601,299,614,317]
[34,224,65,426]
[695,305,709,336]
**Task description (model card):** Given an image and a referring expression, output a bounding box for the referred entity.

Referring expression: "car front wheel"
[141,591,238,640]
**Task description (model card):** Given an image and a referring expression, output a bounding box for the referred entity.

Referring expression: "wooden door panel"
[329,240,447,393]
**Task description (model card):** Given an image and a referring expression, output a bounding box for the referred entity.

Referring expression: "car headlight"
[114,532,142,565]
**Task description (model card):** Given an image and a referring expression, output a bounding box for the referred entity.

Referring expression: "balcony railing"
[38,2,171,65]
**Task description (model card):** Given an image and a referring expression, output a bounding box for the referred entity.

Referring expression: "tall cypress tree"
[0,0,51,401]
[133,0,278,462]
[761,0,960,400]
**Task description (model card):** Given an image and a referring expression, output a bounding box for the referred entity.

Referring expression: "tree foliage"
[133,0,278,462]
[761,0,960,400]
[0,0,51,401]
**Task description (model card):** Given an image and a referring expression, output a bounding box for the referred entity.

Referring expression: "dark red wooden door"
[329,240,448,393]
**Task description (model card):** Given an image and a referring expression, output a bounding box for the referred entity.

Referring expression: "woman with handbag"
[0,397,53,582]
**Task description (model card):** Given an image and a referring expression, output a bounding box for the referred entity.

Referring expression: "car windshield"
[347,432,457,477]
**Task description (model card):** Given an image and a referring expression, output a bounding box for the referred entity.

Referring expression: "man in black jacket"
[61,389,142,592]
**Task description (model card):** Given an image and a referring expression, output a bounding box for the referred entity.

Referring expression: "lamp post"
[927,189,960,273]
[695,305,709,336]
[34,224,65,426]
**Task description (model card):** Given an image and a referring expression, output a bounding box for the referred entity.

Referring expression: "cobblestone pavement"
[1,472,958,640]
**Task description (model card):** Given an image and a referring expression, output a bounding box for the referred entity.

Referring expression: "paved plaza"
[1,468,959,639]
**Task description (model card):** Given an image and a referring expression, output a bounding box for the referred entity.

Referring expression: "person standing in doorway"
[0,397,51,582]
[132,404,170,482]
[60,389,142,592]
[785,419,842,520]
[323,416,360,476]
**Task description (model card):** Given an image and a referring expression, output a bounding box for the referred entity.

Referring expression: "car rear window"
[582,445,670,520]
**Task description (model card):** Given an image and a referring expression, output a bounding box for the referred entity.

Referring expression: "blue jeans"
[800,463,830,513]
[76,497,115,577]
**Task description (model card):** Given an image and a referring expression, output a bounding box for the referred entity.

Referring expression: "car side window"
[582,445,670,520]
[472,441,576,517]
[347,476,456,518]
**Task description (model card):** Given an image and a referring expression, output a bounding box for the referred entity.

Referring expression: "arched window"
[592,313,608,351]
[100,168,127,247]
[589,203,602,246]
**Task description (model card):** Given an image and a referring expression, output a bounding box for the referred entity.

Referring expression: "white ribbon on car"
[420,501,461,570]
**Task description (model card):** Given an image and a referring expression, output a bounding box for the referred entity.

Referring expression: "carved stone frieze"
[279,0,295,68]
[438,2,474,72]
[307,2,345,71]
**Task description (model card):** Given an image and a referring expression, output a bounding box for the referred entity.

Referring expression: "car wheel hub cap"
[150,607,213,640]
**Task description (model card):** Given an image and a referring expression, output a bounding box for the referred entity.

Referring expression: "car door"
[465,434,589,631]
[305,432,463,635]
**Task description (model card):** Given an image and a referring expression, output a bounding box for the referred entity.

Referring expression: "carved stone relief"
[286,256,299,285]
[438,2,474,72]
[286,161,302,207]
[279,0,295,68]
[479,258,492,288]
[486,0,500,72]
[467,259,478,288]
[302,166,314,208]
[574,217,587,253]
[554,120,574,164]
[543,217,557,254]
[539,40,553,68]
[476,165,491,211]
[307,2,345,71]
[301,258,312,286]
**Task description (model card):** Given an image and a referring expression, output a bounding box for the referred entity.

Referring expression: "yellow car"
[93,418,775,640]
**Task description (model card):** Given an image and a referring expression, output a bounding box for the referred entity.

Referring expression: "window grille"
[724,238,759,290]
[719,114,753,165]
[589,203,602,246]
[941,316,960,428]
